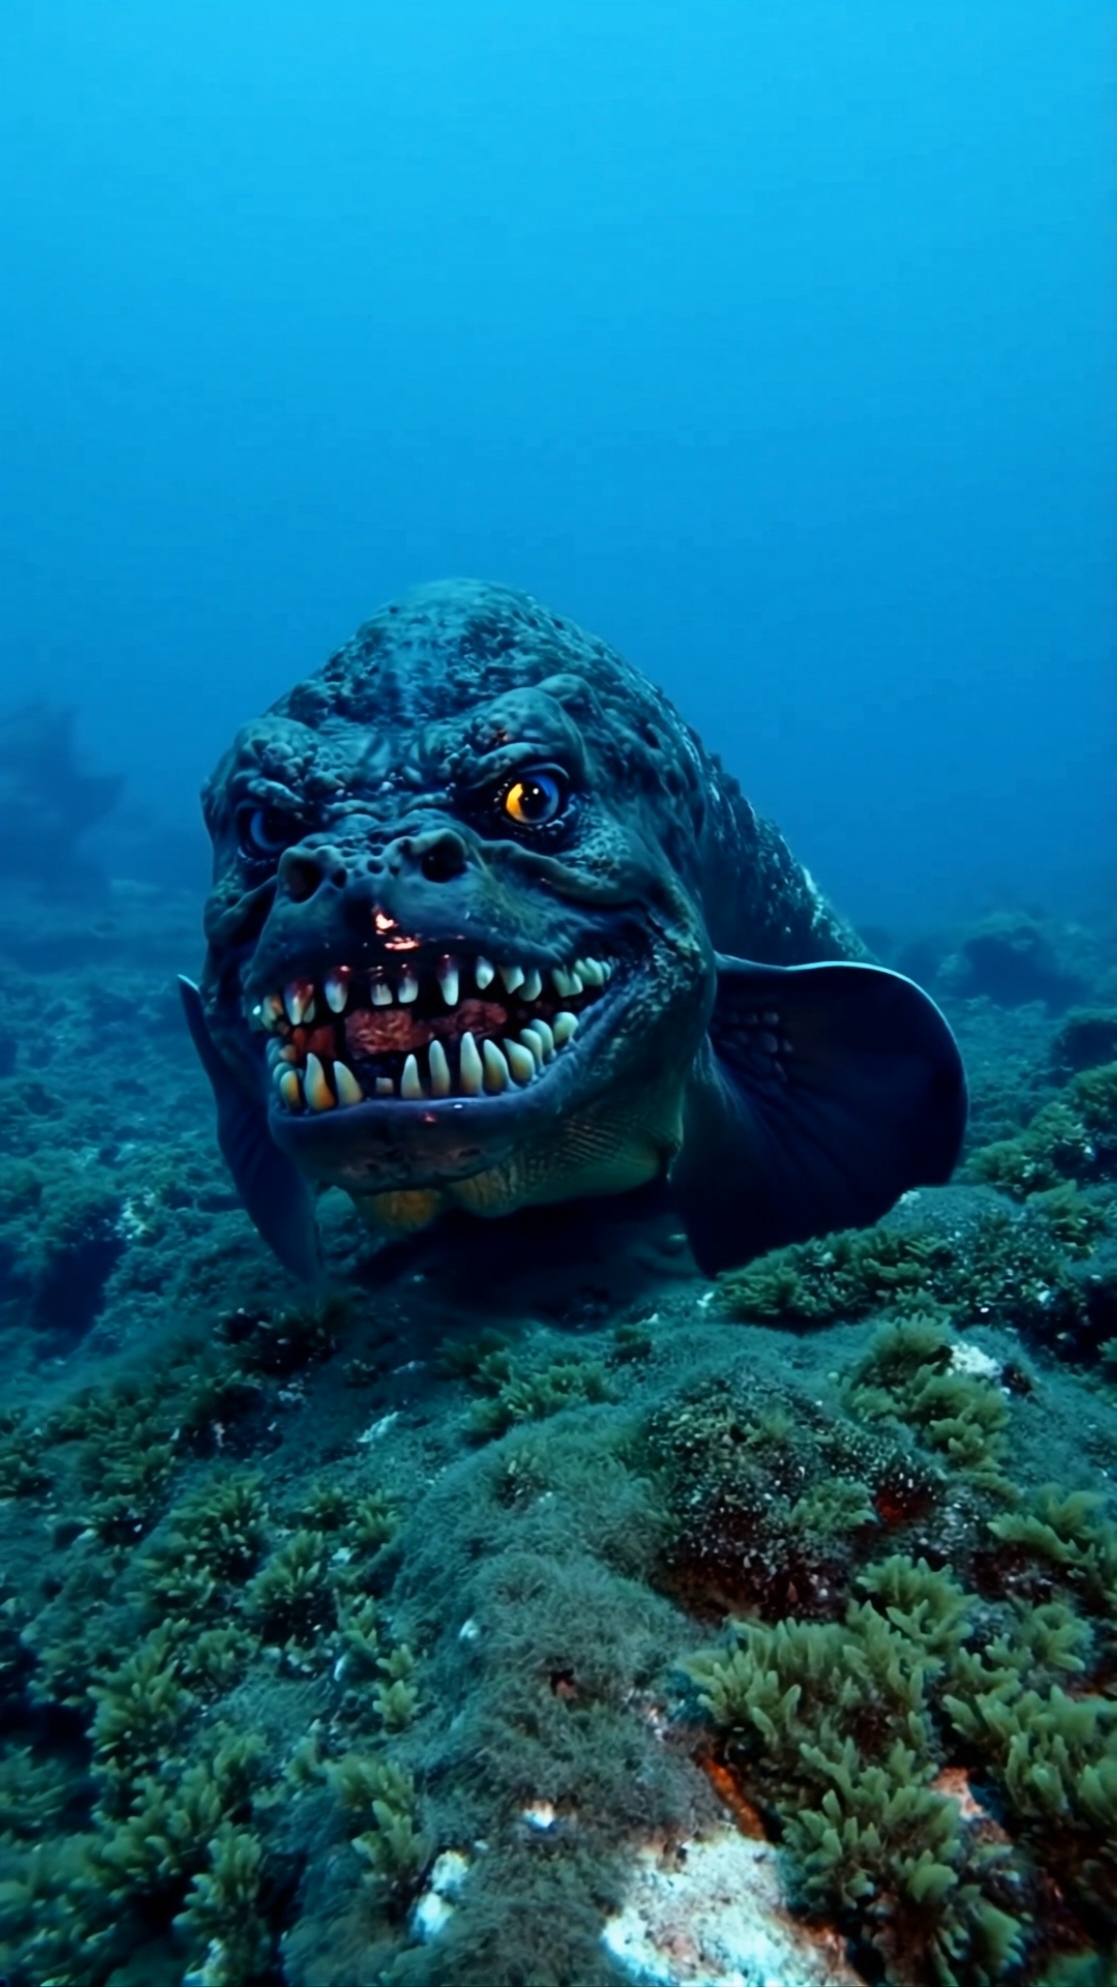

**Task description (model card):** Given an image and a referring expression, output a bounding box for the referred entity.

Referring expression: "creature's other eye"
[500,768,567,829]
[238,805,300,859]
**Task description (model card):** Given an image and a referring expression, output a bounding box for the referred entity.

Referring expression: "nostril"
[420,834,467,884]
[279,850,348,904]
[283,858,321,903]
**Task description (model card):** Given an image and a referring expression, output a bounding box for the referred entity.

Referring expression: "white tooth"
[437,958,459,1007]
[499,963,525,994]
[259,992,285,1031]
[371,977,393,1006]
[334,1061,364,1107]
[284,980,315,1024]
[474,956,495,990]
[526,1018,555,1058]
[601,958,615,980]
[504,1039,535,1085]
[375,1076,396,1096]
[552,1011,580,1046]
[266,1039,285,1067]
[278,1069,304,1110]
[459,1031,484,1096]
[429,1038,452,1097]
[400,1053,424,1100]
[325,972,349,1013]
[482,1040,510,1092]
[551,966,583,999]
[304,1052,334,1111]
[520,967,543,1001]
[519,1028,546,1068]
[398,968,420,1004]
[576,957,606,987]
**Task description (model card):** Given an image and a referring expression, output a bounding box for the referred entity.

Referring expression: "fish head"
[194,583,717,1245]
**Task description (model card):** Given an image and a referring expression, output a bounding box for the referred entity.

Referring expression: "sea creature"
[182,580,965,1281]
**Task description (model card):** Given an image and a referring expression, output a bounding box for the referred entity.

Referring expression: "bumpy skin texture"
[192,580,955,1273]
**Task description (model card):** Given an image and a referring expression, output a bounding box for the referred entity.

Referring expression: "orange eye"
[502,771,564,826]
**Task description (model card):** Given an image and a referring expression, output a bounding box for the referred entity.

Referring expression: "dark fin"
[672,957,967,1276]
[178,977,323,1285]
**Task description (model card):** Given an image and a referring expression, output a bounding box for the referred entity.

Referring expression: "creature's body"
[183,581,965,1281]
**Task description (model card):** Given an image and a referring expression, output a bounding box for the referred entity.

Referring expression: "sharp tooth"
[325,971,350,1014]
[519,1028,546,1068]
[601,958,615,980]
[525,1018,555,1059]
[575,957,606,987]
[278,1069,304,1110]
[551,966,583,999]
[459,1031,484,1096]
[429,1039,452,1097]
[552,1011,580,1046]
[498,963,525,994]
[371,977,393,1006]
[482,1040,510,1092]
[437,957,460,1007]
[520,966,543,1001]
[474,956,495,990]
[400,1052,424,1100]
[398,968,420,1004]
[504,1039,535,1085]
[375,1076,396,1096]
[334,1061,364,1107]
[261,992,285,1031]
[284,980,315,1024]
[304,1052,334,1110]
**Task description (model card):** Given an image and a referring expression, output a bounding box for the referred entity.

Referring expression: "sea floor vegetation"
[1,885,1116,1986]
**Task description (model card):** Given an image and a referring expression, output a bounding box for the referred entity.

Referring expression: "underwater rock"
[602,1827,861,1986]
[940,913,1088,1012]
[0,702,122,900]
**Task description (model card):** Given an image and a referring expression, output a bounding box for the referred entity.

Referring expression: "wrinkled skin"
[185,580,966,1281]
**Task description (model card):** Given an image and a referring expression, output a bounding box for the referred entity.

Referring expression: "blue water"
[0,0,1112,926]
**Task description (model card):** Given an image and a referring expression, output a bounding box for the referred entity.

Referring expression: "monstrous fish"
[182,580,965,1283]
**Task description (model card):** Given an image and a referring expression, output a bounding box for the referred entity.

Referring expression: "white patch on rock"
[409,1848,471,1941]
[358,1410,400,1444]
[602,1829,861,1987]
[949,1341,1000,1382]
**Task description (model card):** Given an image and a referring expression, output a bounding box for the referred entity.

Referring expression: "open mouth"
[246,951,616,1111]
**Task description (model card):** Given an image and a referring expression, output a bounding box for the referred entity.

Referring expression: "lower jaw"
[269,1067,684,1226]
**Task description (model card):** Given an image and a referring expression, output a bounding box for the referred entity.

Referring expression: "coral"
[247,1527,334,1649]
[718,1222,951,1325]
[461,1346,617,1440]
[964,1063,1117,1198]
[174,1822,273,1985]
[686,1575,1028,1986]
[327,1753,429,1897]
[847,1315,1011,1489]
[144,1470,269,1614]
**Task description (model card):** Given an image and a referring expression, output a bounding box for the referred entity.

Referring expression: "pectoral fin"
[672,957,966,1276]
[179,977,323,1285]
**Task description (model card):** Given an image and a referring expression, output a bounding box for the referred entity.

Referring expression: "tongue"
[344,997,508,1058]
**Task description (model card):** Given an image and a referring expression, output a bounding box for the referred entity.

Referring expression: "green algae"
[964,1062,1117,1198]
